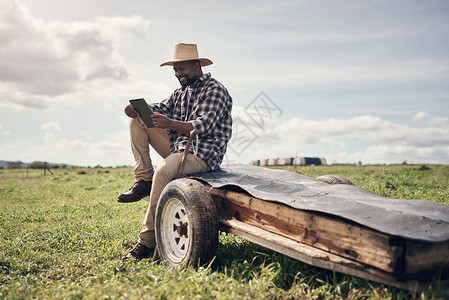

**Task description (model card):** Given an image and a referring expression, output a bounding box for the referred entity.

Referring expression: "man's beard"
[178,75,197,88]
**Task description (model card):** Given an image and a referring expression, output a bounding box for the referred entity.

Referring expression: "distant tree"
[29,161,52,169]
[28,161,44,169]
[7,161,24,169]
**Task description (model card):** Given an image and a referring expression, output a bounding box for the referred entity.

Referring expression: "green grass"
[1,165,448,299]
[269,164,449,205]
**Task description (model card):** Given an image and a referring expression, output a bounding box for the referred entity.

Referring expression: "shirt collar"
[181,73,211,91]
[198,72,211,82]
[191,73,211,88]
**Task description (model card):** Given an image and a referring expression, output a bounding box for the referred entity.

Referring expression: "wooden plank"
[210,188,403,274]
[404,239,449,277]
[219,218,442,293]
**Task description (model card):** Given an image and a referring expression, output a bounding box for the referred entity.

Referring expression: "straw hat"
[160,43,213,67]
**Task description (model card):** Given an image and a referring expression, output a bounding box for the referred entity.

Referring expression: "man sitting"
[119,43,233,260]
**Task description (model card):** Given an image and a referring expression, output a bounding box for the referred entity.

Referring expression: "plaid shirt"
[150,73,233,170]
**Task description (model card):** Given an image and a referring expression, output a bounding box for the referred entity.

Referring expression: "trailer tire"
[155,178,218,268]
[315,174,354,185]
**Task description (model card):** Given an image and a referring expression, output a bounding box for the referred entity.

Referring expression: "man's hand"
[124,104,139,118]
[152,112,194,135]
[151,112,171,128]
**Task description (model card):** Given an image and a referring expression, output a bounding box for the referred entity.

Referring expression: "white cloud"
[411,112,449,126]
[0,87,53,109]
[412,111,430,121]
[428,117,449,126]
[20,130,136,167]
[0,0,151,109]
[360,145,449,165]
[1,0,448,167]
[226,106,449,165]
[41,121,61,132]
[42,132,56,142]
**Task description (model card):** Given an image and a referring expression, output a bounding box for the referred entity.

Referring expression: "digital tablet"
[129,98,154,128]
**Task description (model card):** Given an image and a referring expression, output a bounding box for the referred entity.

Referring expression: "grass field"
[1,164,448,299]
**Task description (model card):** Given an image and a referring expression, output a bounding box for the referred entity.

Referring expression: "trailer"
[153,165,449,292]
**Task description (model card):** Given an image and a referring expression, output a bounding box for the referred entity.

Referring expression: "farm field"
[1,164,448,299]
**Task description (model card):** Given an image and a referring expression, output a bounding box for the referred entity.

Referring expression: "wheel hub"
[176,221,188,237]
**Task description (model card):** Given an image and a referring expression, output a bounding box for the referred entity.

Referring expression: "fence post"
[44,162,53,176]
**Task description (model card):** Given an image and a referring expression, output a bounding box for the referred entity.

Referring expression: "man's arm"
[151,112,193,135]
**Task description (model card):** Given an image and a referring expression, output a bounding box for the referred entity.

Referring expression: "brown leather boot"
[117,180,151,203]
[121,243,154,261]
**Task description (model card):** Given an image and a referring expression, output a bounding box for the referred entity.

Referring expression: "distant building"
[249,157,327,166]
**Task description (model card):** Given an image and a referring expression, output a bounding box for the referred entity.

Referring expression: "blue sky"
[1,0,448,166]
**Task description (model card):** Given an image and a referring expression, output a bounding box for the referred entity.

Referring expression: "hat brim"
[160,58,213,67]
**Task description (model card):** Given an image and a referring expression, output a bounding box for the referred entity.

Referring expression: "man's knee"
[153,155,181,183]
[153,166,172,184]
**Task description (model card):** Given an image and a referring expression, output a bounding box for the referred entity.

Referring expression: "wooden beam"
[404,239,449,277]
[211,189,402,274]
[219,218,444,293]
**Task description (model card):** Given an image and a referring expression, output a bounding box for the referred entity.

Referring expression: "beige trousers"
[129,118,210,248]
